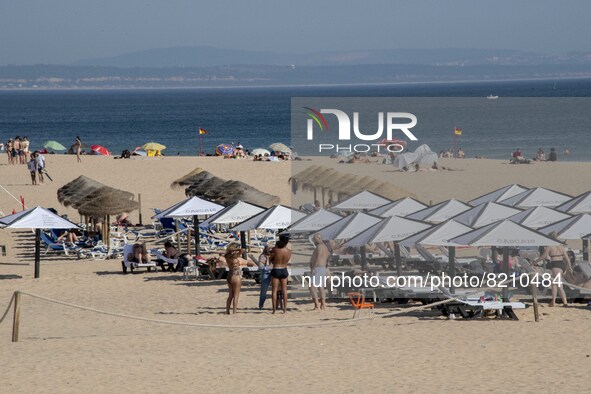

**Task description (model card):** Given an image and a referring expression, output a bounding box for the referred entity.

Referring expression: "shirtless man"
[532,232,572,306]
[270,235,292,314]
[309,233,330,310]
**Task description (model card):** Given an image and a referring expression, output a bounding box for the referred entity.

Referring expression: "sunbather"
[128,243,150,265]
[155,241,179,271]
[225,243,244,315]
[532,232,572,306]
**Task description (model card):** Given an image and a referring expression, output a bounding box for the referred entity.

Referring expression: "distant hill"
[73,46,583,68]
[2,63,591,89]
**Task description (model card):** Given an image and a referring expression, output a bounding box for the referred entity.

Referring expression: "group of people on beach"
[512,147,570,164]
[3,136,31,164]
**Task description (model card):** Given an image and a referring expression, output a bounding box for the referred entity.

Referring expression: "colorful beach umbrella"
[43,141,66,151]
[90,145,110,156]
[216,144,234,156]
[141,142,166,151]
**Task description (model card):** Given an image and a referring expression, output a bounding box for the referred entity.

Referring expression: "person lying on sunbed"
[154,241,180,271]
[128,243,149,265]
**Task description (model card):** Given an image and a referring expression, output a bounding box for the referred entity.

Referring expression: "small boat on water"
[487,95,499,99]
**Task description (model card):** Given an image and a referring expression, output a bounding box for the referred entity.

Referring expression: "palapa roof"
[57,176,104,207]
[77,190,139,216]
[173,168,280,208]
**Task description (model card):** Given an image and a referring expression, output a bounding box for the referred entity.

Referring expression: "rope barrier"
[9,290,456,329]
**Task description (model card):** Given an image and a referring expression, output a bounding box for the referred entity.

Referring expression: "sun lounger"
[40,231,80,256]
[436,287,526,320]
[121,244,158,274]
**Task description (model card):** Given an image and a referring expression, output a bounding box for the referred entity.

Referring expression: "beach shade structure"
[142,142,166,157]
[508,206,572,229]
[400,220,473,291]
[468,184,529,206]
[332,190,391,211]
[57,176,105,207]
[201,200,265,255]
[215,144,235,156]
[393,152,418,170]
[43,140,67,151]
[314,212,382,242]
[90,144,110,156]
[76,189,139,217]
[342,216,432,274]
[232,205,306,232]
[556,191,591,214]
[539,213,591,261]
[450,219,562,299]
[406,199,471,224]
[499,187,572,208]
[269,142,291,153]
[156,196,224,256]
[283,209,342,234]
[0,207,80,278]
[369,197,428,218]
[451,202,522,228]
[251,148,270,156]
[170,168,213,189]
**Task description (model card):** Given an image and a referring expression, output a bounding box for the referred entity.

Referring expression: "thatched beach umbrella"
[170,168,213,189]
[57,176,104,207]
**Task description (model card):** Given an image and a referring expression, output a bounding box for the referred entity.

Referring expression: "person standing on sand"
[548,147,557,162]
[27,155,37,185]
[34,151,45,184]
[532,231,571,307]
[21,136,30,163]
[74,136,82,163]
[225,243,244,315]
[6,138,13,164]
[270,235,292,314]
[309,233,330,310]
[258,245,272,309]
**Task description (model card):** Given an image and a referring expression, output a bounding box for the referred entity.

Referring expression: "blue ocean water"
[0,79,590,160]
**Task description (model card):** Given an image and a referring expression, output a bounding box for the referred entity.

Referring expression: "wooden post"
[193,215,200,256]
[502,247,510,301]
[394,243,402,276]
[240,231,247,259]
[138,194,143,225]
[448,246,456,294]
[531,279,540,322]
[175,220,180,249]
[186,223,192,255]
[34,229,41,279]
[12,291,21,342]
[583,239,589,262]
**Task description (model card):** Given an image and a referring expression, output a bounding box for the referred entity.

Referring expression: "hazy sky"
[1,0,590,65]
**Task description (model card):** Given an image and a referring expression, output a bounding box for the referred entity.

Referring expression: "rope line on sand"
[0,292,15,325]
[6,290,457,329]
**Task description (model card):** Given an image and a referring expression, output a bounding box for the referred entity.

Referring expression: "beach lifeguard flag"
[199,128,208,135]
[454,127,462,136]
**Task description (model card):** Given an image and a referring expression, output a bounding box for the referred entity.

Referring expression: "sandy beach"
[1,155,591,393]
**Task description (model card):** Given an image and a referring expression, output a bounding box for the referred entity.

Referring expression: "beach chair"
[40,231,80,256]
[436,287,526,320]
[348,292,375,318]
[121,244,158,274]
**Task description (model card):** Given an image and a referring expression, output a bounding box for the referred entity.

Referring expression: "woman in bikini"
[532,231,572,306]
[74,136,82,163]
[225,243,244,315]
[270,235,292,314]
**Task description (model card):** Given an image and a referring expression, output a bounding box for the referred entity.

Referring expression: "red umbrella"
[377,138,407,147]
[91,145,111,156]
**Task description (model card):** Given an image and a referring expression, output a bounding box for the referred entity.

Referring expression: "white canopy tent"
[468,184,529,206]
[343,216,432,248]
[399,220,473,248]
[556,191,591,214]
[0,207,81,278]
[451,202,522,228]
[507,206,571,229]
[232,205,306,231]
[392,152,418,170]
[406,199,471,223]
[313,212,382,241]
[499,187,572,208]
[450,219,562,299]
[284,209,342,234]
[332,190,391,211]
[154,196,224,256]
[201,200,266,256]
[369,197,428,218]
[538,214,591,239]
